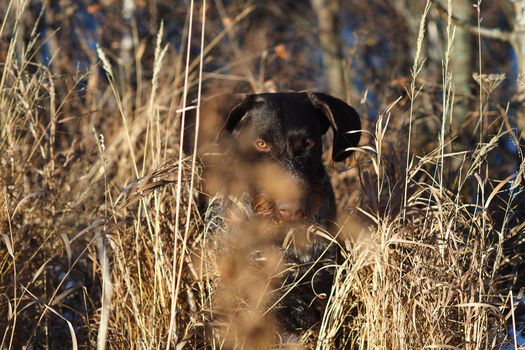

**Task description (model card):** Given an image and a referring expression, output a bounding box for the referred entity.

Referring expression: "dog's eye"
[255,139,271,152]
[304,139,315,149]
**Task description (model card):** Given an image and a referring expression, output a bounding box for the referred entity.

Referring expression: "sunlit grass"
[0,0,524,349]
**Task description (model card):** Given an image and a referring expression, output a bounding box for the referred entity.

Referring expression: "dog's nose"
[276,201,305,221]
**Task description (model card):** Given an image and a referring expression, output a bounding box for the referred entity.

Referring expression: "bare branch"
[431,0,513,42]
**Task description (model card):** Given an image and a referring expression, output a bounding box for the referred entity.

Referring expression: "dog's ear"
[308,92,361,162]
[217,94,255,140]
[183,94,252,154]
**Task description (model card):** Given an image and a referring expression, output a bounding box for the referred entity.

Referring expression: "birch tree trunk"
[450,0,472,128]
[511,0,525,140]
[310,0,346,100]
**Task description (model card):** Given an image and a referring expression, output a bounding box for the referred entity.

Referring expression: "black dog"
[184,91,361,336]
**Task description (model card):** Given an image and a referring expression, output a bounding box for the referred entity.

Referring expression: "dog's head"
[187,92,361,225]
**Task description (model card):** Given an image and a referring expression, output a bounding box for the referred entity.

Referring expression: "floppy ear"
[216,94,255,140]
[308,92,361,162]
[183,93,252,155]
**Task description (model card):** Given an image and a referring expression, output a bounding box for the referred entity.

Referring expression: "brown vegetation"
[1,0,524,349]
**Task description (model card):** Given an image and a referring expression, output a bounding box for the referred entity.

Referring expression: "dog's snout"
[276,200,305,221]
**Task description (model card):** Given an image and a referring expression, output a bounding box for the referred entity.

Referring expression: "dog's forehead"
[248,93,323,136]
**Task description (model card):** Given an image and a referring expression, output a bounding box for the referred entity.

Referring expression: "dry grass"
[1,0,524,349]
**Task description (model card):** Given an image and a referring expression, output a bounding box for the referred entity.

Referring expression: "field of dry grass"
[1,0,525,349]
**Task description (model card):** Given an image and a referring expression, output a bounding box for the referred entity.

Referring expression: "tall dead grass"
[0,0,524,349]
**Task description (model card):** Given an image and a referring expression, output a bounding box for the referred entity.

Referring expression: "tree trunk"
[512,0,525,141]
[310,0,346,100]
[450,0,472,128]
